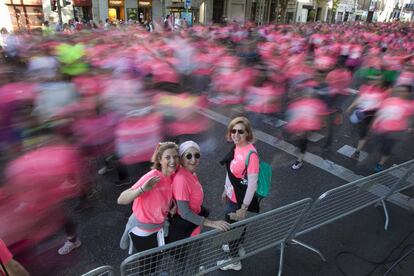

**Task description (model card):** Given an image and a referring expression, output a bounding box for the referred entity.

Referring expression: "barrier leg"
[381,200,389,230]
[278,243,285,276]
[290,239,327,262]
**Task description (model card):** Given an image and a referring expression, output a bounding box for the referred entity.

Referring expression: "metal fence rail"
[116,160,414,276]
[120,198,312,276]
[384,160,414,195]
[81,265,117,276]
[295,159,414,236]
[287,159,414,262]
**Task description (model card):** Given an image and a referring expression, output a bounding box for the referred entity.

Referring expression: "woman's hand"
[235,208,247,221]
[204,219,230,231]
[142,176,160,192]
[117,176,160,205]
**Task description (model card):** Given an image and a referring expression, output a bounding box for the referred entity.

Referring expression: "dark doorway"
[213,0,225,23]
[367,11,374,22]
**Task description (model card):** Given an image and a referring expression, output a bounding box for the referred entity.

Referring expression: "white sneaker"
[291,161,303,170]
[221,244,245,257]
[217,259,242,271]
[58,240,82,255]
[222,244,230,253]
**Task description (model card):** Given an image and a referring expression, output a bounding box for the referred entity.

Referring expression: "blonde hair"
[151,142,179,171]
[226,116,254,142]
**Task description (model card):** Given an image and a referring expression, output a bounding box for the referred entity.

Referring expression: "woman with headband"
[168,141,230,244]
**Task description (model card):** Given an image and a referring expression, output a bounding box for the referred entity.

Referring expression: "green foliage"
[332,0,340,11]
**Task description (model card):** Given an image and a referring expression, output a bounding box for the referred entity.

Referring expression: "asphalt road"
[18,102,414,276]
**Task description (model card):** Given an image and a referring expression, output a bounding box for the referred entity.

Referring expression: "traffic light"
[63,0,71,7]
[51,0,57,11]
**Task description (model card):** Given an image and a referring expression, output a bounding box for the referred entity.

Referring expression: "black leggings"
[357,115,374,139]
[298,137,308,154]
[130,232,161,275]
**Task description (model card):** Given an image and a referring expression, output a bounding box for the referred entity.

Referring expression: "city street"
[19,102,414,276]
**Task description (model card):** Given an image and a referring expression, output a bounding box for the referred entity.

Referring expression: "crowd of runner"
[1,20,414,274]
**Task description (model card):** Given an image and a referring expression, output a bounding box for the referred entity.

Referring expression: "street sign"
[185,0,191,9]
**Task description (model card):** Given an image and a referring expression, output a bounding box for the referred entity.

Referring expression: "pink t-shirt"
[286,98,327,133]
[225,144,259,203]
[0,239,12,267]
[172,167,204,215]
[372,97,414,133]
[172,167,204,236]
[131,170,173,227]
[357,85,387,112]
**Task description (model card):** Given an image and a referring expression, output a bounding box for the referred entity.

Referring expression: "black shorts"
[357,115,375,139]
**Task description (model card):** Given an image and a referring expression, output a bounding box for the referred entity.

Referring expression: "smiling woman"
[219,116,260,271]
[168,141,229,242]
[167,140,230,274]
[118,142,179,274]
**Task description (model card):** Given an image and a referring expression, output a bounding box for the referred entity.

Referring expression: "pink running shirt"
[357,85,387,112]
[132,170,173,226]
[372,97,414,133]
[172,167,204,236]
[225,144,259,202]
[286,98,327,133]
[172,167,204,216]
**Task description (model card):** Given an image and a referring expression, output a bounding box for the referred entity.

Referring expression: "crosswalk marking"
[198,107,414,212]
[262,117,287,128]
[337,145,368,161]
[308,132,325,143]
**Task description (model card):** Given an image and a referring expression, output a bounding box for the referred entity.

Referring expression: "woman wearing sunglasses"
[218,116,260,271]
[168,141,230,244]
[118,142,179,274]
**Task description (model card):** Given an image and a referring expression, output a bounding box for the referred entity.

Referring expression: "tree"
[331,0,341,22]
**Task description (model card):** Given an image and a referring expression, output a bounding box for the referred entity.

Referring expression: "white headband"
[179,141,201,157]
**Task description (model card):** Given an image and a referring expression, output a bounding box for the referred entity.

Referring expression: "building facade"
[2,0,414,32]
[2,0,44,31]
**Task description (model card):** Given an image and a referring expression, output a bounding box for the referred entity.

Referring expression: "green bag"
[245,150,272,199]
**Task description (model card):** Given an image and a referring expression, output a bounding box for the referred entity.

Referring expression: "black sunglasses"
[185,153,201,160]
[231,129,245,135]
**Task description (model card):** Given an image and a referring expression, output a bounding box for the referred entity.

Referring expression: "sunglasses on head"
[185,152,201,160]
[231,129,245,135]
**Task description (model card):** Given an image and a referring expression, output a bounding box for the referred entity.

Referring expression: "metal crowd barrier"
[289,159,414,261]
[81,265,117,276]
[120,198,312,276]
[117,160,414,276]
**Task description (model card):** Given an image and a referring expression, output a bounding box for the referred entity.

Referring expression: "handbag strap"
[243,150,258,177]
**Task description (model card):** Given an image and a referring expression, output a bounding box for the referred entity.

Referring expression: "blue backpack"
[244,150,272,199]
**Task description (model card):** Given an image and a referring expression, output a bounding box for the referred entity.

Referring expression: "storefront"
[167,2,196,26]
[5,0,43,31]
[108,0,125,21]
[138,0,152,22]
[125,0,152,22]
[73,0,92,21]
